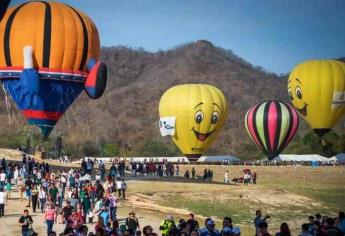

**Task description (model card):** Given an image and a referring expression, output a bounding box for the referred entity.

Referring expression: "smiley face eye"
[195,110,204,124]
[295,86,302,99]
[288,89,293,101]
[211,111,219,124]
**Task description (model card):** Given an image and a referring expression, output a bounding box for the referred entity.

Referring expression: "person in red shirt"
[68,208,84,230]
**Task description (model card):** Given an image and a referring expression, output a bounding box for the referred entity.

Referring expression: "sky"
[9,0,345,74]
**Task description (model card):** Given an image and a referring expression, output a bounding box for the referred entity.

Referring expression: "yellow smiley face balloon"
[159,84,228,161]
[288,60,345,137]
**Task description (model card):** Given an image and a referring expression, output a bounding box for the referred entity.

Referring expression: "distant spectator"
[325,217,343,236]
[187,213,199,232]
[338,212,345,234]
[200,219,220,236]
[126,211,140,235]
[298,224,313,236]
[275,223,291,236]
[254,210,270,233]
[221,217,240,236]
[160,215,176,236]
[258,221,271,236]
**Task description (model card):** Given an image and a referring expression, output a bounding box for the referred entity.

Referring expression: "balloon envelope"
[0,1,101,137]
[245,100,299,160]
[159,84,228,161]
[288,60,345,137]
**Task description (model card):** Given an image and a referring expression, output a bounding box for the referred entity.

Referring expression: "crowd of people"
[253,210,345,236]
[0,156,345,236]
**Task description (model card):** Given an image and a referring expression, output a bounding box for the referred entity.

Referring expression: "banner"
[332,92,345,108]
[159,116,176,136]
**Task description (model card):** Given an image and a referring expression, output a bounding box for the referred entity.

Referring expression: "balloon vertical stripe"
[245,100,299,160]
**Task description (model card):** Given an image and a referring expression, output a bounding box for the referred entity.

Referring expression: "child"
[5,182,11,201]
[87,209,94,224]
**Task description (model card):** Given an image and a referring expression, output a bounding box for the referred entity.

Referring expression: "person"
[191,168,196,179]
[200,219,220,236]
[143,225,154,236]
[0,170,6,189]
[44,204,57,234]
[121,179,127,200]
[325,217,343,236]
[253,172,257,184]
[275,223,291,236]
[31,184,39,213]
[48,183,58,205]
[187,213,199,232]
[299,224,313,236]
[338,212,345,234]
[62,200,75,224]
[307,216,315,234]
[126,211,140,235]
[224,171,229,183]
[221,217,240,236]
[19,209,34,236]
[38,186,47,213]
[312,221,326,236]
[254,210,270,234]
[160,215,176,236]
[18,176,25,201]
[5,181,11,199]
[25,183,32,207]
[0,188,6,217]
[258,221,271,236]
[99,205,110,225]
[116,179,122,198]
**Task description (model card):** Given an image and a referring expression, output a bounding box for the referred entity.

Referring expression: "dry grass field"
[125,165,345,235]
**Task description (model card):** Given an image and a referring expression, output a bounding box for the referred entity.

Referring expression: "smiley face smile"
[296,103,308,116]
[192,128,214,141]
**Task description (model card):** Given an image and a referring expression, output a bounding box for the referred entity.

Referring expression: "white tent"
[272,154,332,162]
[197,155,240,162]
[330,153,345,161]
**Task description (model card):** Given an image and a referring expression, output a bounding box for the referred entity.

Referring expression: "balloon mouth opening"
[313,129,330,138]
[184,154,201,162]
[192,128,214,141]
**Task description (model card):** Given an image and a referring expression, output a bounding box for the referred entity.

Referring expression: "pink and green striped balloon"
[245,100,299,160]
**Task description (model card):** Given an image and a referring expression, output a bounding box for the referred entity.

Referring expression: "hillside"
[0,40,343,159]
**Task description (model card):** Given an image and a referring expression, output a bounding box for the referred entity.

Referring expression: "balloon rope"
[103,93,118,135]
[2,84,16,125]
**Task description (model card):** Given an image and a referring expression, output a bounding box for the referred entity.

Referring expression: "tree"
[139,139,178,157]
[82,141,101,157]
[102,143,120,157]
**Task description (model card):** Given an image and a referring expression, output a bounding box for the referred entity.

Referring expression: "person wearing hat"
[200,219,220,236]
[160,215,176,236]
[126,211,140,235]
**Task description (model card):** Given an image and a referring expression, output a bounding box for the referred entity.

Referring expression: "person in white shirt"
[0,171,6,188]
[0,188,7,217]
[38,186,47,213]
[224,171,229,183]
[116,180,122,198]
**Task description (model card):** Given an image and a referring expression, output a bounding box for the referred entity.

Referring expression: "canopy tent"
[272,154,333,162]
[197,155,240,162]
[330,153,345,161]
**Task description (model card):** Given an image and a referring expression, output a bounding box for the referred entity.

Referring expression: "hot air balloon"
[159,84,228,162]
[245,100,299,160]
[0,0,11,21]
[288,60,345,138]
[0,1,107,138]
